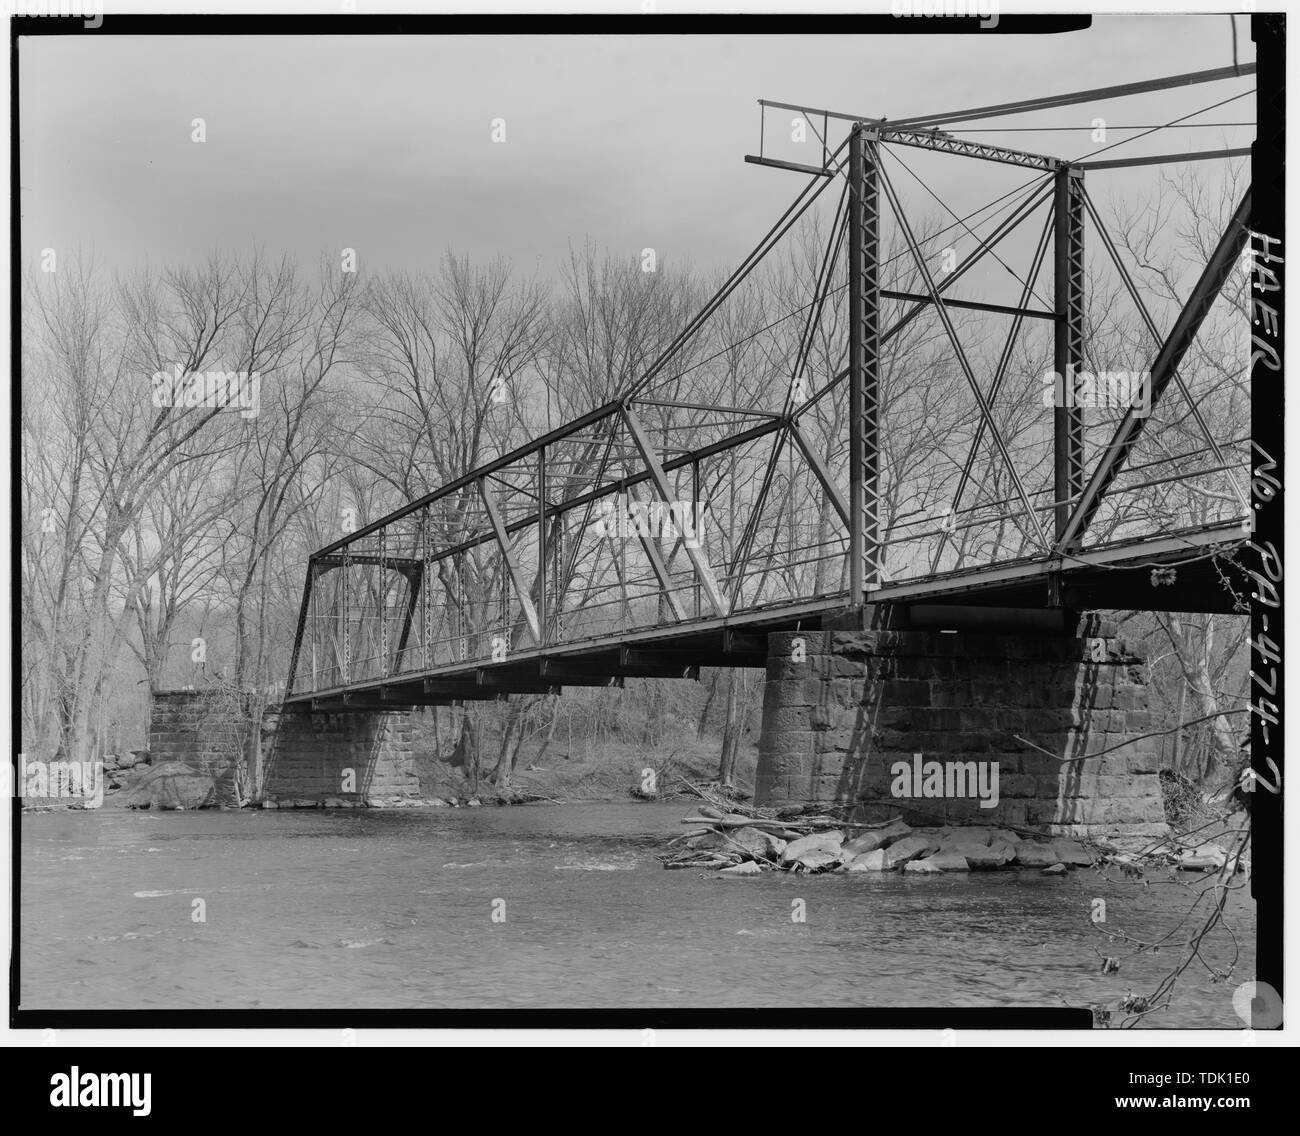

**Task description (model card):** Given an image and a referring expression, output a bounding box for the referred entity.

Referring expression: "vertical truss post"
[692,459,702,619]
[1053,164,1086,548]
[421,506,433,669]
[848,123,882,598]
[554,507,565,643]
[340,548,351,685]
[537,447,548,645]
[455,551,465,662]
[284,562,317,698]
[378,526,389,677]
[395,567,420,676]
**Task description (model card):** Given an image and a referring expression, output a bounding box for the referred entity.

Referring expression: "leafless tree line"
[20,164,1250,794]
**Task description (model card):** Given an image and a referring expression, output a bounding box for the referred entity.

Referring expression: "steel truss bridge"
[285,64,1257,710]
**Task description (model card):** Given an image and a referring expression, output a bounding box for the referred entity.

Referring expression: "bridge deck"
[287,522,1246,707]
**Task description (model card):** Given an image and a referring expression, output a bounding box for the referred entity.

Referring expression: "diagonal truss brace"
[1053,189,1252,552]
[790,420,851,531]
[622,404,728,615]
[792,175,1057,422]
[930,201,1058,573]
[478,477,543,644]
[636,523,689,622]
[1079,183,1251,520]
[877,152,1052,553]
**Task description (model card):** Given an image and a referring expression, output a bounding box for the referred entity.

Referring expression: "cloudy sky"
[19,16,1256,283]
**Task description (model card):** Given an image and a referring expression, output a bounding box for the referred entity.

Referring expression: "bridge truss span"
[284,65,1256,707]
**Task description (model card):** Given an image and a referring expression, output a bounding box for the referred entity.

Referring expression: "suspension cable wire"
[783,179,851,415]
[867,89,1255,296]
[1068,88,1254,163]
[1078,182,1251,516]
[638,121,1071,405]
[727,199,852,582]
[873,87,1253,313]
[878,156,1052,553]
[928,201,1057,572]
[581,91,1257,597]
[638,161,1056,403]
[625,132,853,401]
[631,175,837,398]
[885,87,1258,559]
[796,172,1057,420]
[882,142,1054,312]
[883,142,1107,421]
[888,64,1255,132]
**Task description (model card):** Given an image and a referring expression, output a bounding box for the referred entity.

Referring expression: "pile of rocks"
[662,807,1095,876]
[102,750,151,793]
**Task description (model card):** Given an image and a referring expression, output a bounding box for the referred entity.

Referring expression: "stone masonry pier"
[260,706,422,808]
[755,610,1166,836]
[147,689,251,806]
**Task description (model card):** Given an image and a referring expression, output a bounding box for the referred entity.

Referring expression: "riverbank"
[19,737,756,812]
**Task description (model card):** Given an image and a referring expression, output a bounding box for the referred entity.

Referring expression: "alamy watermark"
[5,1,102,28]
[49,1068,150,1116]
[891,753,1000,809]
[151,364,262,419]
[1042,367,1151,417]
[9,754,105,807]
[891,0,999,29]
[595,494,707,548]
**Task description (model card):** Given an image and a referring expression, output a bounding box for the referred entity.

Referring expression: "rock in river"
[780,831,843,867]
[904,858,944,874]
[941,840,1015,870]
[845,849,890,872]
[919,851,971,872]
[1178,845,1228,871]
[719,861,762,876]
[1011,841,1060,868]
[843,819,911,855]
[730,826,787,862]
[882,834,940,869]
[792,849,841,873]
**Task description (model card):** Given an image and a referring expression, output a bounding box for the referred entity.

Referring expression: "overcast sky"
[19,17,1256,284]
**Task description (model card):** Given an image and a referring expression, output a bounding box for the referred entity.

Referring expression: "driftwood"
[664,776,909,872]
[680,812,904,839]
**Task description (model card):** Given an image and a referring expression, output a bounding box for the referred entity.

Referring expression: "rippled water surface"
[19,804,1254,1025]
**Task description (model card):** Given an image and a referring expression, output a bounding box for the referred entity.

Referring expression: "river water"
[19,803,1254,1026]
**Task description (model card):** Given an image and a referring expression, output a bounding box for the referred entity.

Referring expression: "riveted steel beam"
[1053,164,1087,548]
[848,123,883,597]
